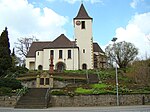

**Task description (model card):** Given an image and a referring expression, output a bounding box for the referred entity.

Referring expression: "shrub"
[0,78,22,90]
[75,87,93,94]
[91,83,108,89]
[0,87,12,96]
[51,90,66,95]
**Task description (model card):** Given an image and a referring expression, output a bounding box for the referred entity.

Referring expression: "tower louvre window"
[83,49,85,53]
[81,21,85,29]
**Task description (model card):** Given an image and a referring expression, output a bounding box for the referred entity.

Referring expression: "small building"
[26,3,106,71]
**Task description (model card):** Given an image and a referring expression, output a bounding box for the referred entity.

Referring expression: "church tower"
[74,3,93,69]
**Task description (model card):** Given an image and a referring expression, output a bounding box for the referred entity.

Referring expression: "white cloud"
[130,0,139,8]
[63,0,103,4]
[130,0,147,9]
[114,12,150,58]
[0,0,68,50]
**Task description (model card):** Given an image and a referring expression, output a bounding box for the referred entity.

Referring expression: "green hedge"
[0,87,12,96]
[0,78,22,90]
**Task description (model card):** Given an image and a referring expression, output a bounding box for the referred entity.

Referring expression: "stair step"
[15,88,49,109]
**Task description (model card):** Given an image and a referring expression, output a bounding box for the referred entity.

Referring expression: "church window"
[40,78,44,85]
[46,78,49,85]
[59,50,63,59]
[37,52,39,55]
[68,50,71,59]
[81,21,85,29]
[83,49,85,53]
[50,50,54,57]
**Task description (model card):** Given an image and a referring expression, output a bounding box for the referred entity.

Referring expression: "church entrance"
[82,63,87,69]
[56,62,66,72]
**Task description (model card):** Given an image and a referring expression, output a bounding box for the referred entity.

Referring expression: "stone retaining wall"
[0,96,19,107]
[0,94,150,107]
[50,94,150,107]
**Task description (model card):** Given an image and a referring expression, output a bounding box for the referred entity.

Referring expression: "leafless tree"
[131,59,150,86]
[105,41,138,69]
[15,36,38,57]
[15,36,38,65]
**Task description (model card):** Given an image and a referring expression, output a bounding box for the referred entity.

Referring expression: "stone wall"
[0,96,18,107]
[0,94,150,107]
[50,94,150,107]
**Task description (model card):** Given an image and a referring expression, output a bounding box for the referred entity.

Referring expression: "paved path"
[0,105,150,112]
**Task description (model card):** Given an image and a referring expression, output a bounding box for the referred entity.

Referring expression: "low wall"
[50,94,150,107]
[0,96,18,107]
[0,94,150,107]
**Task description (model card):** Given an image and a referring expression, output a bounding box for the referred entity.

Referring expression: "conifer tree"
[0,27,12,77]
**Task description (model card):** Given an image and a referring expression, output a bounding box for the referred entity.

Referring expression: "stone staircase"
[15,88,50,109]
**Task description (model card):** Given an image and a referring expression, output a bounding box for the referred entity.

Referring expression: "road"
[0,105,150,112]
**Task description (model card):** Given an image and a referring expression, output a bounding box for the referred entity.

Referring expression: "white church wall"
[42,48,79,70]
[35,51,43,70]
[74,19,93,69]
[43,49,50,70]
[26,58,35,70]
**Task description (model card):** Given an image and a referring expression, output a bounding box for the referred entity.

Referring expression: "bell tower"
[74,3,93,69]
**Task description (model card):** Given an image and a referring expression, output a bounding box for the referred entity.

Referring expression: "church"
[26,3,106,71]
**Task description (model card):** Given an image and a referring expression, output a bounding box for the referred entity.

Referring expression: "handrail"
[16,86,28,101]
[45,87,51,108]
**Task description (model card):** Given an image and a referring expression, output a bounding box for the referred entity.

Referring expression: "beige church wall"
[53,48,79,70]
[42,48,79,70]
[64,48,79,70]
[43,49,50,70]
[35,51,43,70]
[74,19,93,69]
[26,58,35,70]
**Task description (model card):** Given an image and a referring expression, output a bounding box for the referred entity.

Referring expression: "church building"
[26,3,106,71]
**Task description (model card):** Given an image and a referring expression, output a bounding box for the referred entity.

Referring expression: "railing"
[16,86,28,101]
[45,87,51,108]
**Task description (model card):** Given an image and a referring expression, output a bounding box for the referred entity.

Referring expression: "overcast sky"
[0,0,150,58]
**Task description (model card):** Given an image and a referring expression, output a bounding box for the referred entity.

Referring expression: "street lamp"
[111,37,119,106]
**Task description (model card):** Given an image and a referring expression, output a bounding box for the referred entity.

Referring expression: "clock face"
[76,21,81,25]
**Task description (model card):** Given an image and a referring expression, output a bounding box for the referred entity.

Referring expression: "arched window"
[82,63,87,70]
[38,65,43,70]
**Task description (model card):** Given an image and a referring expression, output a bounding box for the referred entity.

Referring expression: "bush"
[0,87,12,96]
[91,83,108,89]
[51,90,66,95]
[7,66,28,77]
[75,87,93,94]
[0,78,22,90]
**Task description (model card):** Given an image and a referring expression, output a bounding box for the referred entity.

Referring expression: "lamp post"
[111,37,119,106]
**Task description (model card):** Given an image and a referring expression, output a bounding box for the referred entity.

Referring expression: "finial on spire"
[81,0,83,4]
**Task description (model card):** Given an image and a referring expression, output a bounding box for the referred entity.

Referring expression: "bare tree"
[15,36,38,65]
[105,41,138,69]
[15,36,38,57]
[131,59,150,86]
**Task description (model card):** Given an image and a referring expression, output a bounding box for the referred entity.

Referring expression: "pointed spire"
[74,3,92,20]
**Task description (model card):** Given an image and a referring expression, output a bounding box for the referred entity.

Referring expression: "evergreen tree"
[0,27,12,77]
[11,48,19,67]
